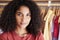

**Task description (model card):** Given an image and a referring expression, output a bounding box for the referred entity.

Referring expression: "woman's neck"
[15,26,28,37]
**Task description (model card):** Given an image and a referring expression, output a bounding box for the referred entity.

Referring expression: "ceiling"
[33,0,60,1]
[0,0,60,7]
[0,0,60,2]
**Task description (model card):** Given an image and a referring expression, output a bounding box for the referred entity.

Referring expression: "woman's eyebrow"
[16,11,22,13]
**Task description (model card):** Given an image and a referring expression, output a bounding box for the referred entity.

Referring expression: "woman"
[0,0,44,40]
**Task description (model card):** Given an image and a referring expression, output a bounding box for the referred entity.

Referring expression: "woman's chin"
[20,25,27,29]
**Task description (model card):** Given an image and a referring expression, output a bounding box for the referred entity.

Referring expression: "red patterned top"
[0,31,44,40]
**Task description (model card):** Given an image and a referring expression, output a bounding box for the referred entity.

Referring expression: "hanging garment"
[0,29,3,34]
[58,16,60,40]
[44,9,54,40]
[50,17,55,40]
[53,16,59,40]
[58,24,60,40]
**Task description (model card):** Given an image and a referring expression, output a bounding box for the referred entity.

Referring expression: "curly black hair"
[0,0,43,36]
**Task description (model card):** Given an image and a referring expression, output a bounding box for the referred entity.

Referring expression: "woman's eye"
[27,13,31,17]
[17,12,22,16]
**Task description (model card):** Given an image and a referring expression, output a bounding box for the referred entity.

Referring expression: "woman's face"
[15,6,31,29]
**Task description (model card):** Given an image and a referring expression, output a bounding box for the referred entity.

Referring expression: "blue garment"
[52,37,58,40]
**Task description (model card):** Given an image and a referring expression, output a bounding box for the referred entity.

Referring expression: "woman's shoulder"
[0,32,8,40]
[36,32,44,40]
[0,32,13,40]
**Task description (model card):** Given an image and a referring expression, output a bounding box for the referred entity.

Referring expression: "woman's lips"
[20,23,27,25]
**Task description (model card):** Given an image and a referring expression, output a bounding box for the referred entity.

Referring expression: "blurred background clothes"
[43,7,60,40]
[0,29,3,34]
[44,8,55,40]
[52,16,59,40]
[58,24,60,40]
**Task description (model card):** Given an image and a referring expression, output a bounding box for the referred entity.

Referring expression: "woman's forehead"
[16,6,31,14]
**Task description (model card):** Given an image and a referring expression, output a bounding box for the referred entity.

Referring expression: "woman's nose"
[21,16,26,22]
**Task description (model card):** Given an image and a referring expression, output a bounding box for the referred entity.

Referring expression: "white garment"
[50,19,54,32]
[44,9,55,40]
[0,29,3,34]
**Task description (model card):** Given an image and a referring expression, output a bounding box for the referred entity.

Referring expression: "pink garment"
[53,16,59,38]
[0,31,44,40]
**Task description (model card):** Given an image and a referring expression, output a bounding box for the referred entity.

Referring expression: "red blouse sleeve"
[36,32,44,40]
[0,32,7,40]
